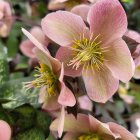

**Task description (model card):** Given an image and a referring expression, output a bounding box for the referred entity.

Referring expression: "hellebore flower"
[0,120,11,140]
[0,0,12,37]
[22,28,76,109]
[41,0,134,103]
[50,113,137,140]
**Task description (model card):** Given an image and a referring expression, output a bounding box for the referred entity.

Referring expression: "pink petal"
[39,86,61,111]
[108,122,137,140]
[30,26,49,46]
[57,106,65,138]
[78,95,93,111]
[87,0,127,44]
[48,0,65,10]
[33,48,52,69]
[56,47,82,77]
[125,30,140,43]
[50,114,90,133]
[71,4,90,21]
[89,115,121,139]
[22,28,61,73]
[82,66,119,103]
[104,39,135,83]
[63,133,79,140]
[41,11,88,46]
[0,120,11,140]
[20,40,35,58]
[58,63,76,107]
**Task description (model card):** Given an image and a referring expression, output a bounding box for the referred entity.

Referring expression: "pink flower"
[0,0,12,37]
[50,113,137,140]
[22,28,76,108]
[0,120,11,140]
[41,0,134,103]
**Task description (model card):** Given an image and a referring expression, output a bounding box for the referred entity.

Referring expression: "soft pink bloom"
[50,113,137,140]
[0,0,12,37]
[0,120,11,140]
[20,26,48,59]
[22,28,76,108]
[22,28,76,137]
[41,0,134,103]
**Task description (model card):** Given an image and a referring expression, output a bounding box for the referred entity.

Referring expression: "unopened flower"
[50,113,137,140]
[41,0,134,103]
[0,120,11,140]
[22,28,76,109]
[0,0,12,37]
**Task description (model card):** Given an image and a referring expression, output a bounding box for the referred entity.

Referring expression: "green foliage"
[36,111,52,136]
[14,128,46,140]
[0,77,40,109]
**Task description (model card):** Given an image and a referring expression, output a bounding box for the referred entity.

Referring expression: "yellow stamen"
[68,35,108,72]
[78,133,103,140]
[25,63,58,96]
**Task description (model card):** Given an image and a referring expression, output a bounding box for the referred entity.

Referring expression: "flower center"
[78,133,103,140]
[69,36,107,71]
[26,63,58,96]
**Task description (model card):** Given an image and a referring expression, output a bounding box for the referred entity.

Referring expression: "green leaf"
[0,46,9,86]
[0,77,40,108]
[14,128,46,140]
[46,133,55,140]
[36,111,51,136]
[11,105,36,131]
[0,107,14,125]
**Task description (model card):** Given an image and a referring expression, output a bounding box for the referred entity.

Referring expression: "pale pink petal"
[71,4,90,21]
[0,120,11,140]
[33,48,52,69]
[41,11,88,46]
[22,28,61,73]
[63,133,79,140]
[82,67,119,103]
[58,63,76,107]
[104,39,135,83]
[48,0,65,10]
[56,47,82,77]
[108,122,137,140]
[30,26,49,46]
[89,115,121,139]
[39,86,61,111]
[125,30,140,43]
[78,95,93,111]
[57,106,65,138]
[50,114,90,133]
[20,40,35,58]
[87,0,127,44]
